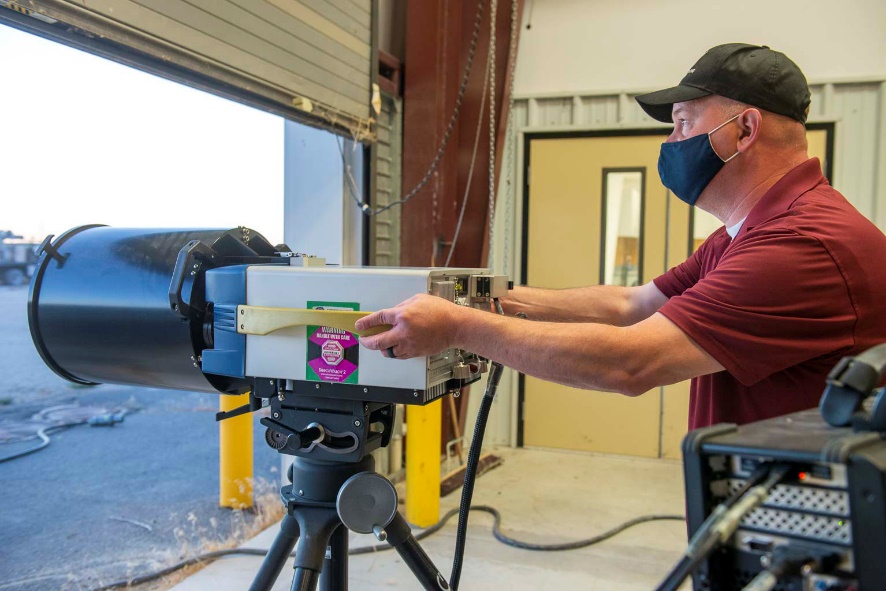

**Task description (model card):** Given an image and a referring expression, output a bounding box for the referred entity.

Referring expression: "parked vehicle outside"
[0,231,39,286]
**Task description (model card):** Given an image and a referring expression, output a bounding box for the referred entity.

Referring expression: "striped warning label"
[0,1,58,23]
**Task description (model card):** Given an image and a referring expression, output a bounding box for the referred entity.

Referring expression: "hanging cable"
[445,0,519,267]
[340,0,487,217]
[486,0,498,269]
[502,0,519,277]
[444,47,492,267]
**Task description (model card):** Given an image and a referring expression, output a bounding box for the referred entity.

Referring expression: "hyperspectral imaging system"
[28,225,510,590]
[28,226,506,406]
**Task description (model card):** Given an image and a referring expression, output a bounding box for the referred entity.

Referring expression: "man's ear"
[736,108,762,152]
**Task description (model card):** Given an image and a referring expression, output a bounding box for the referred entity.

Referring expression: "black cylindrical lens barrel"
[28,226,264,393]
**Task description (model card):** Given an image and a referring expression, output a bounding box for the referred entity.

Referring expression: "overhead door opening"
[0,0,374,138]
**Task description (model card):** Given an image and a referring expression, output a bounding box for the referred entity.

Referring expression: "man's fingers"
[355,308,393,332]
[359,333,400,354]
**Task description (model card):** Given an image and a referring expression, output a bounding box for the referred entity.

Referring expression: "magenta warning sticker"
[306,301,359,384]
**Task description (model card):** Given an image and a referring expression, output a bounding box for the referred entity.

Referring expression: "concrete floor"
[170,447,691,590]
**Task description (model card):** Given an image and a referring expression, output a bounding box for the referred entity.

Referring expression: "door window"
[601,169,644,286]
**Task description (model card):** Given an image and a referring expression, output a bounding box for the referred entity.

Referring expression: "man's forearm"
[452,305,648,394]
[501,283,661,326]
[449,302,719,396]
[353,289,717,391]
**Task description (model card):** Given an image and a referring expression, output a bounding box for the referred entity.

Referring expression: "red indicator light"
[798,472,808,480]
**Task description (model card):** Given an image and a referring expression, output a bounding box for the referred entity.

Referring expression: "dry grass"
[0,480,287,591]
[117,477,285,591]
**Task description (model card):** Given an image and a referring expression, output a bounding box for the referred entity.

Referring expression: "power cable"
[0,422,80,463]
[86,506,684,591]
[449,359,502,590]
[0,406,132,463]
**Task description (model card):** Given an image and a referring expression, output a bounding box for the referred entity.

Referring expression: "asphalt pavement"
[0,285,281,591]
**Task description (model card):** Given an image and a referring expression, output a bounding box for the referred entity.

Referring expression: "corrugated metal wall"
[3,0,373,134]
[371,92,402,266]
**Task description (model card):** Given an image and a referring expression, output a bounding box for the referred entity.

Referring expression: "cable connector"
[710,464,792,546]
[88,412,126,427]
[655,463,793,591]
[685,463,785,557]
[743,543,841,591]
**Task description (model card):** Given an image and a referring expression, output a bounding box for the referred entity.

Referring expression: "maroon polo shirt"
[653,158,886,430]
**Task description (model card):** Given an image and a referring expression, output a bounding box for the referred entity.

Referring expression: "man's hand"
[355,294,461,360]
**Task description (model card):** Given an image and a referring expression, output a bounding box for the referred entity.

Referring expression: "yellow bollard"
[405,399,442,527]
[219,392,253,509]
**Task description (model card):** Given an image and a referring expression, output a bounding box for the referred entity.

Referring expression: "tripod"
[249,455,448,591]
[246,394,451,591]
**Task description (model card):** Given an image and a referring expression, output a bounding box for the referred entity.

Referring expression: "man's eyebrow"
[672,106,689,119]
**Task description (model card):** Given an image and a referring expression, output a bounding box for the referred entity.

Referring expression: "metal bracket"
[169,240,220,318]
[215,392,263,421]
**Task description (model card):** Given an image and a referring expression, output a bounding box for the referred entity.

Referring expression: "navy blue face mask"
[658,114,740,206]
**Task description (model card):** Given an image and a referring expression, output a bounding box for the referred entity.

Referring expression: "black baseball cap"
[635,43,811,124]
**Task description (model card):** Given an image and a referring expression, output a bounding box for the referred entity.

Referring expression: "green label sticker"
[306,301,360,384]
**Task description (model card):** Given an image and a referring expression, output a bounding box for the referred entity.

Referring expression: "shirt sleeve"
[653,229,726,298]
[657,228,857,386]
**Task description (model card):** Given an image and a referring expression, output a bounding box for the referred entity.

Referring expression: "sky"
[0,23,285,245]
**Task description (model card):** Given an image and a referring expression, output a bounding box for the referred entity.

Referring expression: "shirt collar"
[725,217,746,239]
[736,158,827,238]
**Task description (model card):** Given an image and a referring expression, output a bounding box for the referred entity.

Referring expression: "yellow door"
[521,129,831,459]
[521,133,674,457]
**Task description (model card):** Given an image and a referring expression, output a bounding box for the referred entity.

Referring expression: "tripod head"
[249,386,454,591]
[262,392,392,465]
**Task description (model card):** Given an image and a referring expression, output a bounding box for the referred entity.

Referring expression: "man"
[356,43,886,429]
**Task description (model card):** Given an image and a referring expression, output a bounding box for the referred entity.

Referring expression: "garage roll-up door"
[0,0,374,136]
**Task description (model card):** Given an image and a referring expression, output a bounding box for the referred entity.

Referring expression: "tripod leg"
[318,524,348,591]
[385,513,450,590]
[291,568,321,591]
[337,469,449,590]
[250,514,300,591]
[289,506,346,591]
